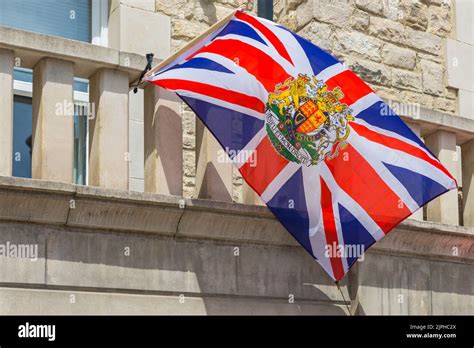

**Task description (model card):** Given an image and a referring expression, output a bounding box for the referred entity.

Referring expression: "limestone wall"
[281,0,455,112]
[156,0,456,112]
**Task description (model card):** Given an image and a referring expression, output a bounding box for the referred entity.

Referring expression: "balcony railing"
[1,25,474,228]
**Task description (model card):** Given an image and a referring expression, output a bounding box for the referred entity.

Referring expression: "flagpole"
[140,9,238,84]
[335,281,353,316]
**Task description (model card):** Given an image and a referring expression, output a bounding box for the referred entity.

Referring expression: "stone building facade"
[0,0,472,314]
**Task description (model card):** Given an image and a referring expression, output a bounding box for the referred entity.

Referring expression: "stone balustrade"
[401,106,474,227]
[0,25,147,191]
[0,24,474,231]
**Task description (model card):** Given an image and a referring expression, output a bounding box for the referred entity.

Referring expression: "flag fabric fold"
[146,9,457,281]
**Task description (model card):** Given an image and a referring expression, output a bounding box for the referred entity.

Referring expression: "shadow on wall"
[355,251,474,315]
[198,162,233,202]
[144,102,183,196]
[198,0,218,25]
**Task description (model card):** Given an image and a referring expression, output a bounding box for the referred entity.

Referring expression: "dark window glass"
[74,80,89,93]
[12,96,32,178]
[74,108,88,185]
[12,96,88,184]
[13,68,33,83]
[257,0,273,20]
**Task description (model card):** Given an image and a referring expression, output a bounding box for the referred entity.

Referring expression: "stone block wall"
[277,0,456,113]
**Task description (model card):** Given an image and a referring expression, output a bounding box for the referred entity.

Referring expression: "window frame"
[91,0,109,47]
[13,69,90,185]
[10,0,110,184]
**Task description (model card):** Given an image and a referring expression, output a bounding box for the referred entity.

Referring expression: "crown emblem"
[265,74,354,166]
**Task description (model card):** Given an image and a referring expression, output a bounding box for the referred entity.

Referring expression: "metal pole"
[257,0,273,20]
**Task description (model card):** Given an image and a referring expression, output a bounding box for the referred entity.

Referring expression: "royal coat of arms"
[265,73,354,166]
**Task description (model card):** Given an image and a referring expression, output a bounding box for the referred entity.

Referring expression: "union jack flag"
[146,10,457,281]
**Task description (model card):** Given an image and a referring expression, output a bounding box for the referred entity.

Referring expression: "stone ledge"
[0,287,348,315]
[373,221,474,264]
[0,26,159,82]
[0,176,472,260]
[383,99,474,144]
[0,221,344,302]
[406,108,474,144]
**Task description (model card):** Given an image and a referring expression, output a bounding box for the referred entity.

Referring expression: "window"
[12,96,32,178]
[12,68,90,184]
[0,0,108,46]
[5,0,109,183]
[0,0,92,42]
[74,104,89,185]
[257,0,273,20]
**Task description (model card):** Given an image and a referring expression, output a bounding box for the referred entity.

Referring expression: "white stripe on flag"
[194,52,269,98]
[319,163,386,242]
[353,117,438,162]
[316,63,347,82]
[348,131,420,213]
[350,92,381,116]
[332,198,349,273]
[213,34,297,77]
[301,165,336,280]
[233,128,267,168]
[170,89,265,120]
[151,67,268,106]
[260,161,301,203]
[349,128,455,191]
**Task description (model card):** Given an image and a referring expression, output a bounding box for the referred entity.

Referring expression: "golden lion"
[268,73,310,115]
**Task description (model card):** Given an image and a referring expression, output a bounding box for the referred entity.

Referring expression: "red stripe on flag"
[191,38,291,92]
[152,79,265,114]
[325,144,412,234]
[350,122,457,182]
[325,70,373,105]
[235,11,294,66]
[239,137,289,195]
[320,176,345,281]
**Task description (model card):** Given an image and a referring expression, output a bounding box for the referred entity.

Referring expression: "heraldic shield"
[266,73,355,166]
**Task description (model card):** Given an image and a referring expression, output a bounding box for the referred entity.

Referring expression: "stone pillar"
[32,58,74,182]
[425,130,459,225]
[406,122,423,220]
[108,2,170,59]
[89,68,129,190]
[0,49,14,177]
[462,140,474,227]
[144,84,183,195]
[195,120,233,201]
